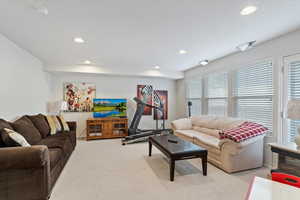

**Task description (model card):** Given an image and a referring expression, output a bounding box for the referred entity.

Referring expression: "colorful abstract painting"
[137,85,153,115]
[153,90,168,120]
[63,82,96,112]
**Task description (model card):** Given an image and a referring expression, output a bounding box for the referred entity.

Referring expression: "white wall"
[182,28,300,166]
[185,29,300,78]
[176,79,187,119]
[49,73,177,138]
[0,33,50,120]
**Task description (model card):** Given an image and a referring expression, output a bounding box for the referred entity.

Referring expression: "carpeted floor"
[51,139,268,200]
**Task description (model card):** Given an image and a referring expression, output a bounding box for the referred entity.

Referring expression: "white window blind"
[206,73,228,116]
[233,61,273,132]
[288,60,300,142]
[186,79,202,116]
[208,99,227,116]
[207,73,228,98]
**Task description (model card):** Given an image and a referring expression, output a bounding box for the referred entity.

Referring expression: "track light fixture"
[199,60,209,66]
[236,40,256,52]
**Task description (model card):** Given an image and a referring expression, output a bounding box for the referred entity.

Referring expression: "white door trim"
[282,54,300,144]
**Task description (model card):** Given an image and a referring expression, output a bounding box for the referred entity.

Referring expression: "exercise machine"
[122,91,172,145]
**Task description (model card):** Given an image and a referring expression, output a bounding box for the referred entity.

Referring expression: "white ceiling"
[0,0,300,77]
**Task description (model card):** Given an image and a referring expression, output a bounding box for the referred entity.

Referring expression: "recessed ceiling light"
[199,60,209,66]
[154,65,160,69]
[240,6,257,16]
[179,50,187,54]
[84,60,91,65]
[74,37,85,43]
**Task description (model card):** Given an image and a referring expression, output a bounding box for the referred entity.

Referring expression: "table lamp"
[60,101,68,113]
[287,99,300,146]
[47,101,68,115]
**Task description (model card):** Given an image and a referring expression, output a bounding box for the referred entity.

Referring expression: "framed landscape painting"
[153,90,168,120]
[137,85,153,115]
[63,82,96,112]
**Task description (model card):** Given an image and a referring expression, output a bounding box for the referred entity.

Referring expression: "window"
[206,72,228,116]
[184,60,274,132]
[233,61,273,133]
[186,78,202,116]
[287,59,300,142]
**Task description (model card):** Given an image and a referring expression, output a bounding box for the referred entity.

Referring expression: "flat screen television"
[93,98,127,118]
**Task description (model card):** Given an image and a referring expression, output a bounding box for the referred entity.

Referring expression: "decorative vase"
[295,127,300,147]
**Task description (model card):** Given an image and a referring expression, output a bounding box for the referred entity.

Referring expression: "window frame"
[282,54,300,144]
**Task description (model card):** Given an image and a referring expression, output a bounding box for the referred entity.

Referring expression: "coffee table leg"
[170,159,175,181]
[148,140,152,157]
[202,156,207,176]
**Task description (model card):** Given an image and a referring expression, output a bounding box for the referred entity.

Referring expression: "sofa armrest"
[171,118,192,130]
[0,145,49,170]
[0,145,51,200]
[67,121,77,131]
[219,135,265,155]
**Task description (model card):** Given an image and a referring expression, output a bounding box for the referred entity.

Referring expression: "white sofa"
[171,115,265,173]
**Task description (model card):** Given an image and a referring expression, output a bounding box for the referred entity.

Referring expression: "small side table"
[269,143,300,177]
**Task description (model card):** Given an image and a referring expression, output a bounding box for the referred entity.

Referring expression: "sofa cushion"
[57,131,76,149]
[1,128,31,147]
[175,129,200,139]
[12,117,42,145]
[191,116,245,130]
[14,116,34,126]
[27,114,50,138]
[191,116,217,129]
[208,117,245,130]
[171,118,192,130]
[37,134,73,156]
[0,119,13,129]
[193,126,220,138]
[37,136,67,149]
[49,148,63,169]
[193,132,221,149]
[0,119,13,147]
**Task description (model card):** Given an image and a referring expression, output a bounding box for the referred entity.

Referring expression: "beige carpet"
[51,139,269,200]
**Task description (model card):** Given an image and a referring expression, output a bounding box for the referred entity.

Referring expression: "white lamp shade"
[47,101,60,114]
[287,100,300,120]
[47,101,68,114]
[61,101,68,111]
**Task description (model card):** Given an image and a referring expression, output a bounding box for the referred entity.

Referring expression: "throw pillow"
[57,115,70,132]
[1,128,31,147]
[27,114,51,138]
[46,115,62,135]
[0,119,14,147]
[12,120,42,145]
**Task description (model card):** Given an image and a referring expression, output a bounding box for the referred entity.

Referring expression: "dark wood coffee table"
[148,134,207,181]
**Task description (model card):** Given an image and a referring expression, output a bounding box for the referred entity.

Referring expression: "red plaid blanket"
[219,121,268,143]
